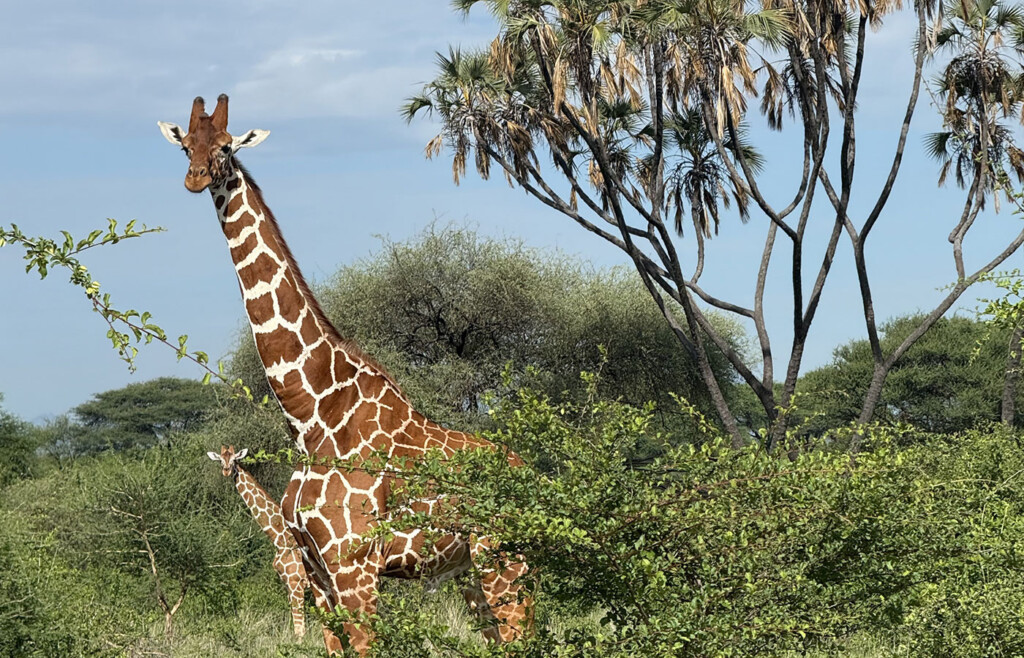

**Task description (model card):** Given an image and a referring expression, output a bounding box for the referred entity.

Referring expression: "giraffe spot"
[277,370,316,423]
[225,175,242,191]
[358,375,385,401]
[300,313,322,344]
[304,515,333,548]
[214,194,226,210]
[275,273,304,324]
[301,423,327,449]
[229,231,258,263]
[396,419,427,447]
[318,387,356,430]
[259,219,282,250]
[347,505,379,536]
[222,211,256,241]
[226,193,245,216]
[245,292,275,327]
[255,326,304,366]
[333,351,358,382]
[433,535,458,557]
[380,387,405,411]
[341,401,375,437]
[238,252,279,289]
[297,474,326,509]
[303,343,334,395]
[344,466,379,493]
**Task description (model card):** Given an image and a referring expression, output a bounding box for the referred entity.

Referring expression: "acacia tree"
[405,0,1024,449]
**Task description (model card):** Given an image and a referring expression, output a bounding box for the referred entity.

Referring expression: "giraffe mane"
[233,160,403,393]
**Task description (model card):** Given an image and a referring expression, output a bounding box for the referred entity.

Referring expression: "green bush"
[359,377,1024,657]
[0,393,37,486]
[7,372,1024,656]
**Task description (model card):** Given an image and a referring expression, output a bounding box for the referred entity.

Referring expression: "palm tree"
[925,0,1024,207]
[402,0,802,446]
[661,107,763,238]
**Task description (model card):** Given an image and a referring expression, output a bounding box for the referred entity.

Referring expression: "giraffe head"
[206,444,249,478]
[158,94,269,193]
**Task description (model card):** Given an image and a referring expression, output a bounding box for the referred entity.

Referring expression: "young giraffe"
[159,95,530,655]
[207,445,310,638]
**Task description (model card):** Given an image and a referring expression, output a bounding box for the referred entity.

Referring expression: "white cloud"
[254,47,365,72]
[233,59,433,121]
[0,0,494,127]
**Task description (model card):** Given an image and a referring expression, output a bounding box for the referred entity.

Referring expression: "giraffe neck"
[232,467,290,549]
[210,163,400,454]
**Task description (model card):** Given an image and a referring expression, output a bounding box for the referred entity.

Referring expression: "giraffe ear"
[158,121,186,146]
[206,451,221,462]
[235,448,249,461]
[231,129,270,152]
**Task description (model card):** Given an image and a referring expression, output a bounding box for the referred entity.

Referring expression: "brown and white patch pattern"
[208,445,310,637]
[208,164,531,655]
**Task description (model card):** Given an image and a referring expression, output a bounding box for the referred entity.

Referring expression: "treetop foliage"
[39,377,223,458]
[798,315,1024,433]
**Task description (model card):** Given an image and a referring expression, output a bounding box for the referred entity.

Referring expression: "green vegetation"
[42,377,221,457]
[0,393,36,487]
[5,228,1024,656]
[9,377,1024,656]
[360,388,1024,657]
[797,316,1024,434]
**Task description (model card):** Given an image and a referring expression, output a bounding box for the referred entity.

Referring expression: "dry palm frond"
[425,134,445,159]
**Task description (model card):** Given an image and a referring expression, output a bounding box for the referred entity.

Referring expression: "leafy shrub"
[359,376,1024,657]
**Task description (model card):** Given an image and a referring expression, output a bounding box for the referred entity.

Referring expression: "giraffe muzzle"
[184,173,213,193]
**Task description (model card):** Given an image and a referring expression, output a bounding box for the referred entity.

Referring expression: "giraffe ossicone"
[208,444,309,638]
[161,95,531,656]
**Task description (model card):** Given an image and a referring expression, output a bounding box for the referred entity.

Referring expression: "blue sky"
[1,1,1021,422]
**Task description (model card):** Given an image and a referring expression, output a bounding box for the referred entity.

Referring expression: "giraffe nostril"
[199,167,208,176]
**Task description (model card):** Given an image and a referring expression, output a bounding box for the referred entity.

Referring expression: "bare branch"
[888,227,1024,368]
[861,9,929,240]
[701,97,797,240]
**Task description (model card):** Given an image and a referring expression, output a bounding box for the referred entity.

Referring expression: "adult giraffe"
[207,445,310,638]
[158,95,530,655]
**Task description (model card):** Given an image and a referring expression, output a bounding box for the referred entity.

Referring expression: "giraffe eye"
[221,145,231,154]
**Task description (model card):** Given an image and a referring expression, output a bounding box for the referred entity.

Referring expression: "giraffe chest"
[284,464,388,545]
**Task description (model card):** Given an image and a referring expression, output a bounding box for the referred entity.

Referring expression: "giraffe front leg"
[287,578,307,638]
[274,551,308,638]
[327,556,382,656]
[309,578,345,655]
[466,538,533,643]
[476,560,532,642]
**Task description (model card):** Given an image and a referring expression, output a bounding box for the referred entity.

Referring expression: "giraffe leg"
[309,579,345,655]
[463,562,531,642]
[466,539,532,643]
[287,577,306,638]
[274,552,307,638]
[462,579,503,642]
[327,556,382,656]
